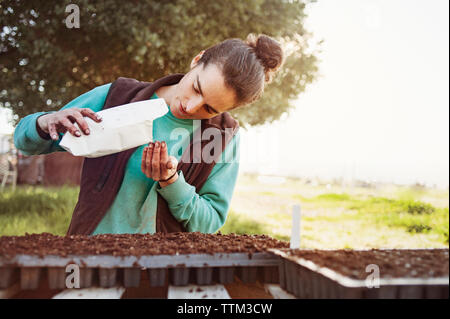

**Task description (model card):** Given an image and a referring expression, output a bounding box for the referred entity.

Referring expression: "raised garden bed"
[270,248,449,299]
[0,232,288,290]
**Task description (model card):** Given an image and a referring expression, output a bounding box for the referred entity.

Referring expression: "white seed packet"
[59,98,168,158]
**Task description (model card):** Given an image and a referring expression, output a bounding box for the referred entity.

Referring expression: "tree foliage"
[0,0,319,127]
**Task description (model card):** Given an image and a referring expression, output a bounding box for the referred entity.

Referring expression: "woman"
[13,34,283,235]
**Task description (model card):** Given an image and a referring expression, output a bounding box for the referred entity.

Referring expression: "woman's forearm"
[13,83,111,156]
[14,111,61,155]
[157,171,230,233]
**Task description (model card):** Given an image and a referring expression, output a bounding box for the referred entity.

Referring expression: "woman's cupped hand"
[141,141,179,186]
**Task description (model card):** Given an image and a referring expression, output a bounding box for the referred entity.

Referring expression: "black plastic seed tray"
[269,248,449,299]
[0,252,279,290]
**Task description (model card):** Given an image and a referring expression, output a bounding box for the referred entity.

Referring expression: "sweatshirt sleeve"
[156,131,240,233]
[13,83,112,156]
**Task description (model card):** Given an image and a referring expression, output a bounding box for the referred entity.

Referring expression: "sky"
[238,0,449,188]
[1,0,449,188]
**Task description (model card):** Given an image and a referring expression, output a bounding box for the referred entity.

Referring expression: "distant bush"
[403,201,435,215]
[407,224,432,233]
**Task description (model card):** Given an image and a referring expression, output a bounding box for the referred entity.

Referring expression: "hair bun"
[246,34,284,82]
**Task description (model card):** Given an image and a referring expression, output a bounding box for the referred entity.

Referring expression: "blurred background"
[0,0,448,248]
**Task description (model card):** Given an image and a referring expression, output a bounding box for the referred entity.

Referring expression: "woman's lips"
[179,103,189,116]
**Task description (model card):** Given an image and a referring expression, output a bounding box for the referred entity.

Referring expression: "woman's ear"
[190,50,205,69]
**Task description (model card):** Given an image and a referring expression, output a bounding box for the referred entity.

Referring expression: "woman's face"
[168,63,237,120]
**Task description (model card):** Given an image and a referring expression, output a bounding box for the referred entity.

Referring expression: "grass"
[220,209,286,238]
[1,174,449,249]
[0,185,78,236]
[315,195,448,244]
[226,174,449,248]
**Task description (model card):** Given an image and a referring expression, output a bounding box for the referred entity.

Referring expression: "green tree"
[0,0,319,127]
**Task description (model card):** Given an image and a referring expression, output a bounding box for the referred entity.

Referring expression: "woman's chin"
[169,105,181,118]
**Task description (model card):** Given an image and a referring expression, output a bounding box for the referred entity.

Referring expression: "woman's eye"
[193,85,199,94]
[204,105,213,114]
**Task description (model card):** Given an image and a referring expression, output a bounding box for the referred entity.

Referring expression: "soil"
[225,278,274,299]
[0,232,289,258]
[285,249,449,280]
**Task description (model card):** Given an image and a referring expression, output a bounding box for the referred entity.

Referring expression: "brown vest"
[66,74,239,235]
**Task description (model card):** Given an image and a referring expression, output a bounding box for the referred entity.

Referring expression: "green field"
[1,173,448,249]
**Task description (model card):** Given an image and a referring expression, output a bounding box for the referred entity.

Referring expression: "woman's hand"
[37,108,102,141]
[141,141,179,187]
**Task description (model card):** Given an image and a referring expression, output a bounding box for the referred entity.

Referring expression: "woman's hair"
[196,34,284,107]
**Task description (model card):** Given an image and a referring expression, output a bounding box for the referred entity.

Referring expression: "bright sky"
[239,0,449,188]
[1,0,449,188]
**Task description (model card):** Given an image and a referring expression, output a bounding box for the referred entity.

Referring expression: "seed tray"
[269,248,449,299]
[0,252,279,290]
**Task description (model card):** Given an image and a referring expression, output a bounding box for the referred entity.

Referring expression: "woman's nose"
[185,96,204,114]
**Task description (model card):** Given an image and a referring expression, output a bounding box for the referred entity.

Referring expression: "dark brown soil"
[0,232,289,258]
[286,249,449,280]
